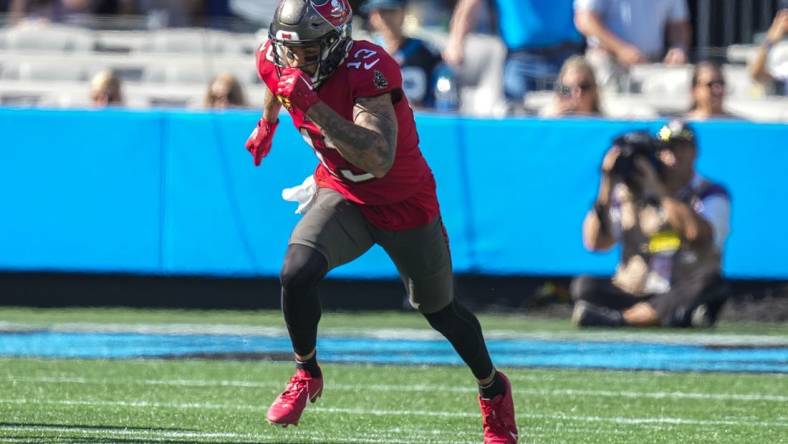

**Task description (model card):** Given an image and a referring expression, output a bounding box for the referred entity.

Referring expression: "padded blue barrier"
[0,108,786,278]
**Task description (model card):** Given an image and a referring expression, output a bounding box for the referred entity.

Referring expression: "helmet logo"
[276,30,299,41]
[329,0,345,17]
[311,0,349,27]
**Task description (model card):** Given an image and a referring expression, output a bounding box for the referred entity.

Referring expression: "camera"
[609,130,663,190]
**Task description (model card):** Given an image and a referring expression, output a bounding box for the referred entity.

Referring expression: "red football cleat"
[478,371,518,443]
[266,368,323,427]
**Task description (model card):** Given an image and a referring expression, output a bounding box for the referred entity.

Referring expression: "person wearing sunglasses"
[686,61,737,120]
[540,56,602,117]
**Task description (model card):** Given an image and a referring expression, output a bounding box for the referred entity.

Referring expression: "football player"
[245,0,518,442]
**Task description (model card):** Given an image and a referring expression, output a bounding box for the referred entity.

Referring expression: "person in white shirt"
[574,0,691,89]
[749,6,788,96]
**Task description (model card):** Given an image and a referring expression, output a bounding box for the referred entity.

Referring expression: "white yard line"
[2,321,786,346]
[1,398,785,429]
[0,425,254,440]
[7,375,788,402]
[0,424,457,444]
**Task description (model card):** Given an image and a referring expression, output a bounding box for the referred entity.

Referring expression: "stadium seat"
[523,90,552,114]
[639,92,691,115]
[140,29,245,55]
[125,83,207,108]
[723,64,756,98]
[142,59,256,85]
[726,44,758,64]
[234,32,263,55]
[524,91,659,119]
[633,64,692,98]
[0,80,83,107]
[0,59,88,82]
[604,94,660,119]
[0,22,783,120]
[0,24,94,52]
[94,30,150,54]
[727,96,788,121]
[633,63,757,99]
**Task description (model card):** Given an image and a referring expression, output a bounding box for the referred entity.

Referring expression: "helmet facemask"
[269,0,353,87]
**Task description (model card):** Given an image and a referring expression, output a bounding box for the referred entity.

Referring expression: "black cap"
[657,119,696,146]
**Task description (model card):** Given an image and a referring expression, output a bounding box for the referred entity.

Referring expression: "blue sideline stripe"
[1,331,785,373]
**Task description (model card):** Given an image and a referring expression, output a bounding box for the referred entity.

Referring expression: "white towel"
[281,175,317,214]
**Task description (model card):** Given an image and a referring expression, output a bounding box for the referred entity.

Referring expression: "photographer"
[572,121,731,328]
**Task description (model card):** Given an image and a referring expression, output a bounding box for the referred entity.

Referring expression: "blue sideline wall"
[1,108,786,279]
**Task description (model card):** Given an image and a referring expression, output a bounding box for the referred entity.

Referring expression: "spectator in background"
[749,6,788,96]
[361,0,444,110]
[9,0,135,25]
[138,0,201,28]
[89,69,124,107]
[9,0,87,24]
[686,61,737,120]
[204,73,247,109]
[540,55,602,117]
[443,0,584,111]
[574,0,691,90]
[572,121,731,328]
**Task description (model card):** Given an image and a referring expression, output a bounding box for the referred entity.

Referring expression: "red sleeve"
[347,42,402,100]
[256,40,276,82]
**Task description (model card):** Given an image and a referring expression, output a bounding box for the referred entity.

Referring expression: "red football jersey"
[257,39,439,231]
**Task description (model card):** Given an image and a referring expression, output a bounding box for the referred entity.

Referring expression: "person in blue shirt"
[362,0,448,110]
[443,0,584,110]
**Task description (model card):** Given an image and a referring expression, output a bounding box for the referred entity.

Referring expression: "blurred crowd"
[3,0,238,29]
[0,0,786,118]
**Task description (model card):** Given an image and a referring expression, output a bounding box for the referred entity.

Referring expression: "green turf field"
[1,307,786,444]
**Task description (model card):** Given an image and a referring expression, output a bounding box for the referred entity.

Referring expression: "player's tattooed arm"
[262,83,282,122]
[305,94,397,178]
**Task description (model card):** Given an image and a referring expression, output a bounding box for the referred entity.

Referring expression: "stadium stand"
[0,20,786,120]
[140,29,249,55]
[0,23,95,51]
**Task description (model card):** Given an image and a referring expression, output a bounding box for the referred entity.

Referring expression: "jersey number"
[299,127,375,183]
[346,48,380,70]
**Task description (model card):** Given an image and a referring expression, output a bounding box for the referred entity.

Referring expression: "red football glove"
[245,118,278,166]
[276,67,320,113]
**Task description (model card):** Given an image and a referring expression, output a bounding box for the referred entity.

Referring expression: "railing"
[693,0,782,59]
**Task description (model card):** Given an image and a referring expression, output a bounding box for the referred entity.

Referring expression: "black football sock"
[295,353,322,378]
[423,300,494,380]
[479,370,506,399]
[281,244,328,360]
